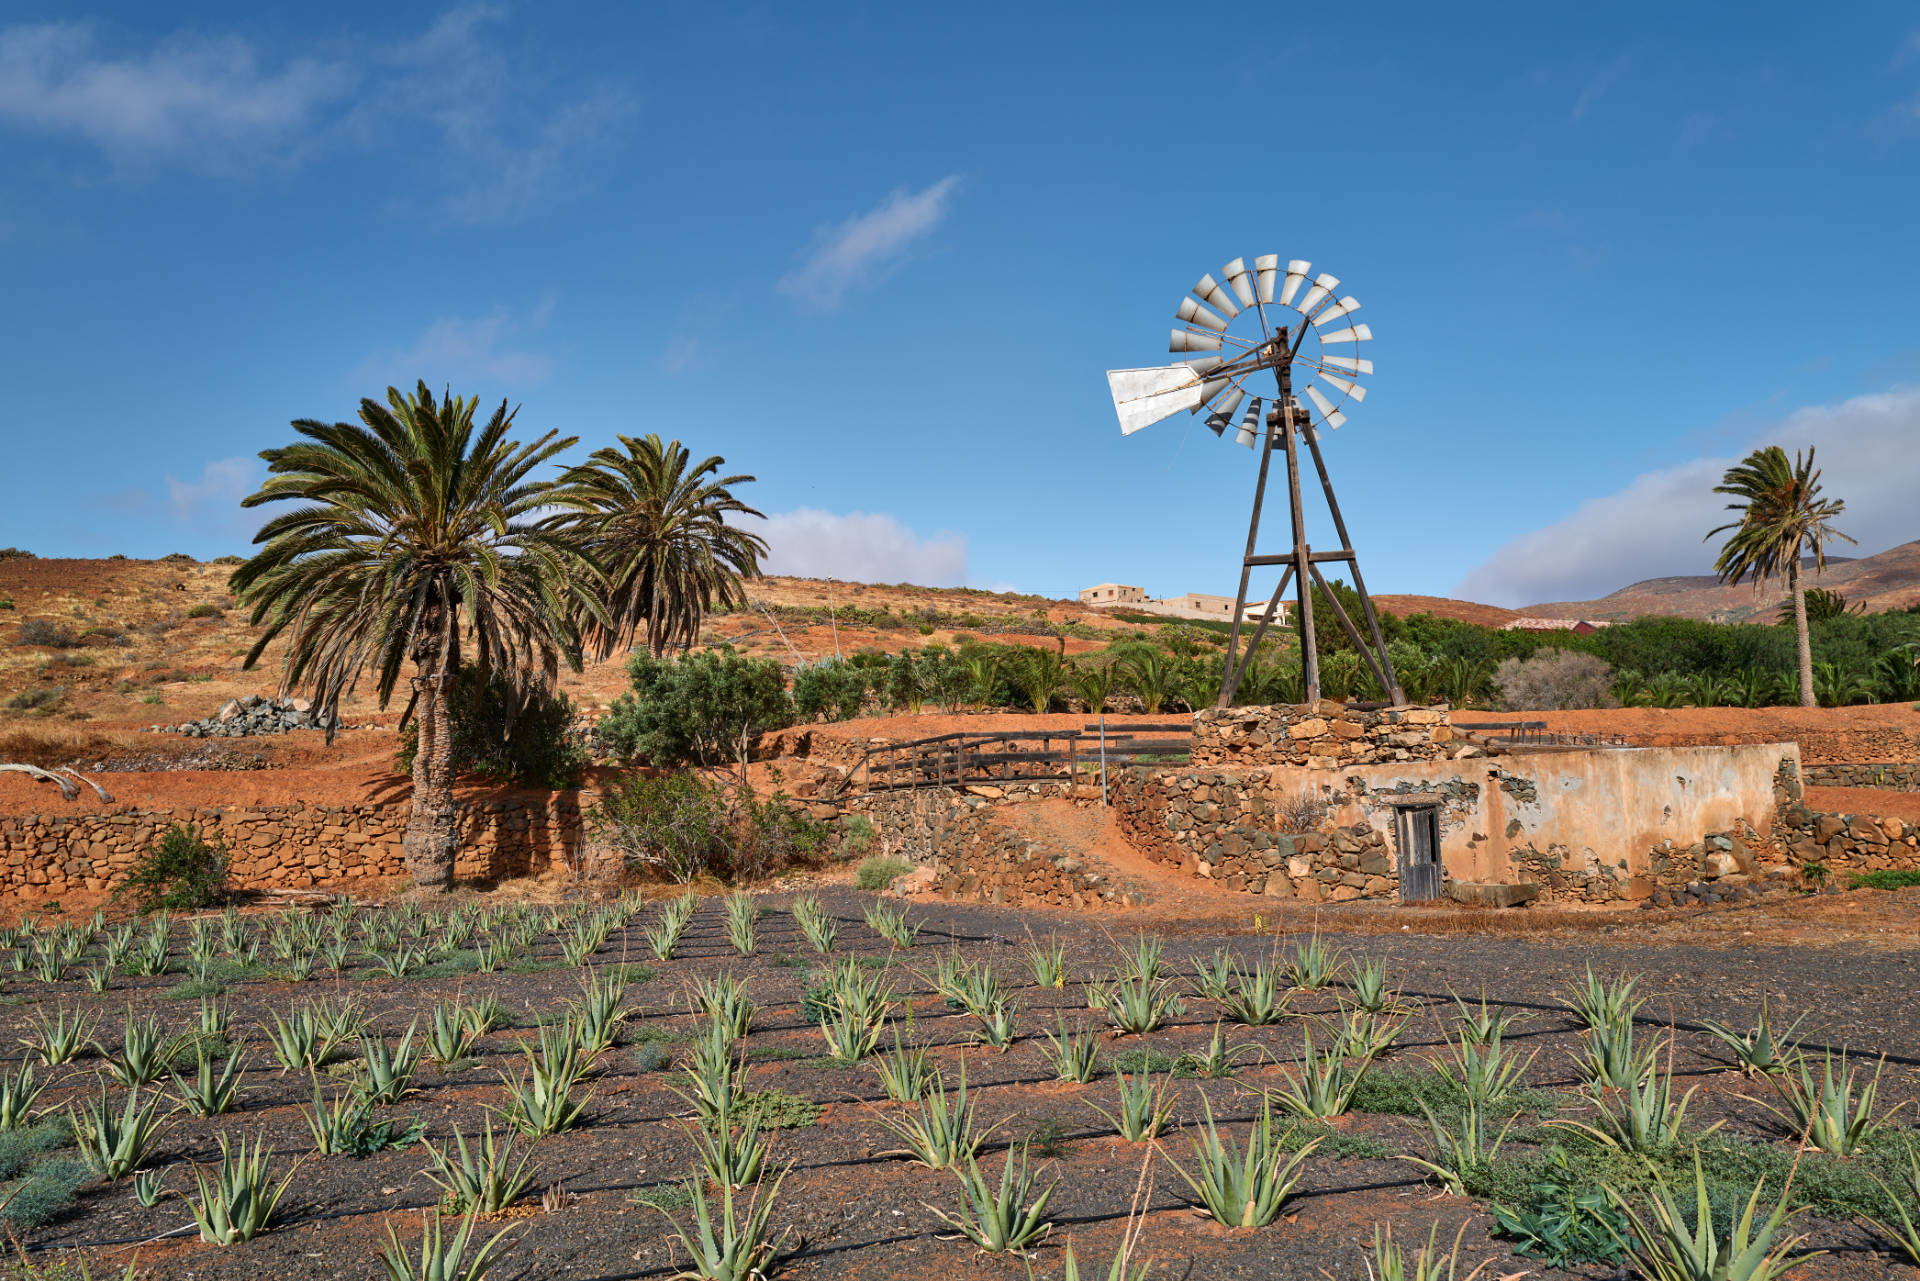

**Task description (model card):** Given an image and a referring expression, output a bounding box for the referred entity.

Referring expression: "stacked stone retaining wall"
[848,783,1147,909]
[0,795,585,896]
[1802,762,1920,791]
[1191,701,1460,768]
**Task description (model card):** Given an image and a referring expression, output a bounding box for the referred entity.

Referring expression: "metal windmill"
[1105,255,1403,708]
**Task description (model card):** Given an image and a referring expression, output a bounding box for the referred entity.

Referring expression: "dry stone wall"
[849,784,1148,910]
[1802,762,1920,791]
[0,795,585,896]
[1191,701,1463,768]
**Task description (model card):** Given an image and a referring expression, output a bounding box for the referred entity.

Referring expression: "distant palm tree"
[230,383,594,890]
[1706,446,1851,708]
[551,434,766,659]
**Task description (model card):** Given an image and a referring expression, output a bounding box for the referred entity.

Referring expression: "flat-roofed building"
[1079,582,1147,606]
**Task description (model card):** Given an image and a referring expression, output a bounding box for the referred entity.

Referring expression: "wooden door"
[1396,805,1443,902]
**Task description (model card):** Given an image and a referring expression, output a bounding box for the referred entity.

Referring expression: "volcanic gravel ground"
[2,891,1917,1280]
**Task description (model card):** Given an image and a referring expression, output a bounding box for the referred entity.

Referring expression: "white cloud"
[754,509,968,586]
[1571,54,1633,121]
[1455,387,1920,607]
[0,22,351,172]
[776,176,960,310]
[0,9,634,219]
[166,456,261,519]
[660,335,701,375]
[354,306,554,390]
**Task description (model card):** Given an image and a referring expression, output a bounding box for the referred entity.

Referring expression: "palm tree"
[230,383,594,890]
[1706,446,1851,708]
[550,434,766,659]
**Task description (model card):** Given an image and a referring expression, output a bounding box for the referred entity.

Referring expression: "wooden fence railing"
[830,721,1192,800]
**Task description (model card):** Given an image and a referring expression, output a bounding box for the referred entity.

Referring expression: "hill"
[1373,595,1521,627]
[1523,541,1920,623]
[0,557,1160,732]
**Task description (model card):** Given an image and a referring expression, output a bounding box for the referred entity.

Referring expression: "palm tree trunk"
[403,662,460,889]
[1790,556,1815,708]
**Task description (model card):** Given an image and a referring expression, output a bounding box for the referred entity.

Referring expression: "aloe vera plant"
[359,1021,423,1105]
[1699,999,1805,1078]
[687,973,755,1042]
[170,1044,247,1116]
[928,1143,1056,1254]
[1087,971,1184,1036]
[21,1006,99,1066]
[421,1120,539,1214]
[1089,1068,1176,1143]
[1554,1046,1713,1154]
[495,1024,593,1136]
[1269,1026,1369,1118]
[1757,1049,1902,1156]
[104,1011,185,1088]
[1401,1097,1516,1196]
[872,1030,932,1102]
[71,1085,168,1179]
[1604,1154,1813,1281]
[1042,1016,1102,1084]
[873,1067,998,1169]
[656,1164,791,1281]
[1566,965,1644,1034]
[1168,1096,1319,1229]
[185,1132,302,1244]
[790,895,837,953]
[379,1210,517,1281]
[1024,936,1068,989]
[1188,947,1239,1003]
[1865,1142,1920,1267]
[0,1061,46,1130]
[723,894,758,956]
[1220,956,1291,1026]
[1285,933,1347,990]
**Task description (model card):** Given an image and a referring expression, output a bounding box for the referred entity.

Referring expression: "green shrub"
[838,814,875,860]
[590,772,827,883]
[117,824,229,912]
[2,688,64,714]
[0,598,12,610]
[0,1155,89,1228]
[791,659,870,722]
[186,604,222,620]
[598,648,793,777]
[15,620,79,649]
[395,666,588,789]
[1850,869,1920,891]
[855,856,911,891]
[0,548,32,561]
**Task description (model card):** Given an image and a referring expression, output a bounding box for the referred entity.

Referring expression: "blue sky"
[2,3,1917,607]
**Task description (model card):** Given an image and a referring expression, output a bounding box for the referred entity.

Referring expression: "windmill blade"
[1303,383,1347,430]
[1169,328,1223,353]
[1321,374,1366,401]
[1193,273,1242,319]
[1234,396,1262,449]
[1107,365,1209,435]
[1311,295,1361,326]
[1279,260,1311,306]
[1321,354,1375,375]
[1175,297,1228,333]
[1254,255,1279,303]
[1180,354,1225,375]
[1317,323,1373,345]
[1204,386,1246,431]
[1223,258,1256,308]
[1297,273,1340,317]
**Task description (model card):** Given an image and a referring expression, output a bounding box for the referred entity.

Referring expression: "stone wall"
[1774,800,1920,874]
[848,783,1148,910]
[1803,762,1920,791]
[0,794,585,897]
[1191,701,1462,769]
[1110,768,1398,901]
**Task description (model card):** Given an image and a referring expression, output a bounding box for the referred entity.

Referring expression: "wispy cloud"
[753,509,968,586]
[0,8,635,221]
[353,305,555,390]
[0,22,352,173]
[1676,111,1717,148]
[166,456,262,521]
[776,176,961,310]
[1455,387,1920,606]
[1571,54,1633,121]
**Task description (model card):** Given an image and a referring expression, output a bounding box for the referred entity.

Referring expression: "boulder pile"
[146,694,361,737]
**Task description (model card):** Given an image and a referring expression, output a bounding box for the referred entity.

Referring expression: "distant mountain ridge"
[1522,541,1920,623]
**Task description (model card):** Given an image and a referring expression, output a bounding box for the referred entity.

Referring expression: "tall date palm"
[230,383,597,889]
[550,434,767,659]
[1706,445,1851,708]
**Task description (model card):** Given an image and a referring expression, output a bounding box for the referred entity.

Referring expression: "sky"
[1,3,1917,608]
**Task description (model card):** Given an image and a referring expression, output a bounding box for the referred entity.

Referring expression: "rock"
[1286,855,1312,879]
[1445,881,1541,908]
[892,865,936,896]
[1701,851,1740,880]
[216,699,242,723]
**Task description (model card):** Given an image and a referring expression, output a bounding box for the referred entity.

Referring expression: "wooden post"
[1218,416,1281,708]
[1280,407,1320,702]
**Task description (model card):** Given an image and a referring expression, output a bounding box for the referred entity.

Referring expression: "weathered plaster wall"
[1112,741,1799,903]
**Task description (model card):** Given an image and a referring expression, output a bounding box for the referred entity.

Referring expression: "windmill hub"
[1104,254,1402,709]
